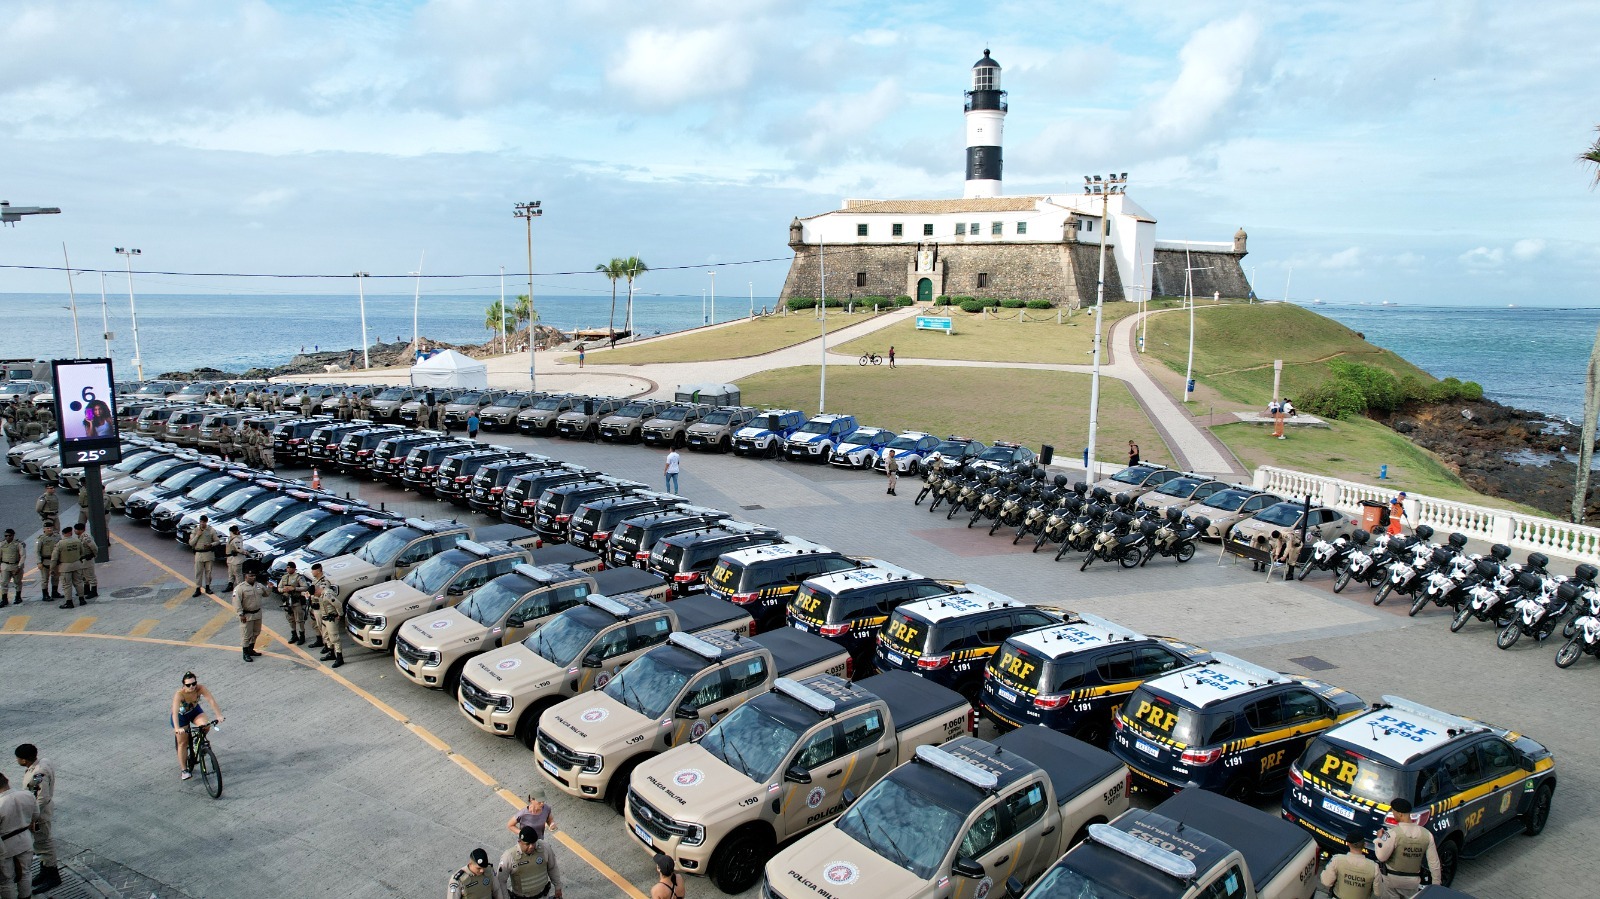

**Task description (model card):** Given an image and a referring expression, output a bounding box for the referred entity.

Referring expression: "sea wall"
[1152,249,1252,299]
[780,241,1126,306]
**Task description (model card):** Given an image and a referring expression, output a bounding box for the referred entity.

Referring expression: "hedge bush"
[1302,378,1368,420]
[1026,299,1053,309]
[958,300,985,313]
[953,296,977,306]
[786,297,816,310]
[999,298,1026,308]
[860,296,889,308]
[1327,360,1402,413]
[934,296,953,306]
[894,295,914,306]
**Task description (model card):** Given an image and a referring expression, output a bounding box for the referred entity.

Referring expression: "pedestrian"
[310,562,344,668]
[1269,398,1286,440]
[467,412,480,441]
[34,524,60,601]
[223,525,245,593]
[577,345,586,368]
[0,531,22,608]
[884,450,899,496]
[651,853,686,899]
[448,847,494,899]
[73,523,97,602]
[1373,798,1441,899]
[1319,830,1378,898]
[233,570,267,663]
[505,790,558,840]
[664,447,681,494]
[887,345,895,368]
[496,826,563,899]
[348,349,357,369]
[1389,492,1407,536]
[276,561,310,646]
[15,744,56,893]
[217,421,235,462]
[300,392,314,419]
[49,526,84,610]
[338,392,352,422]
[189,515,219,597]
[1283,397,1296,417]
[259,426,276,471]
[35,484,58,530]
[0,770,38,899]
[1127,440,1140,466]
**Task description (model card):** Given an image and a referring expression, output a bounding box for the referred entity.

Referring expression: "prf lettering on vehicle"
[1189,669,1248,692]
[999,652,1036,681]
[1371,714,1438,743]
[886,620,920,644]
[1134,701,1179,733]
[1318,753,1359,786]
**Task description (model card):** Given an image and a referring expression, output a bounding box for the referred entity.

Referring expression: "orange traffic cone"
[311,467,322,490]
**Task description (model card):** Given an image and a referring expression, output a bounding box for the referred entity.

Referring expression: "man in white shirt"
[664,449,681,494]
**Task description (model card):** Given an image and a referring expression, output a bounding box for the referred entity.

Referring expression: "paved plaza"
[1,430,1593,898]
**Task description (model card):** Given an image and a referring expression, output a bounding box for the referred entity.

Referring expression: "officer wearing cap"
[223,525,246,594]
[1319,831,1379,898]
[1374,798,1441,898]
[447,847,495,899]
[0,530,23,607]
[496,825,563,899]
[35,484,59,530]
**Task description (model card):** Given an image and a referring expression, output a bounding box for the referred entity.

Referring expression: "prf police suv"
[979,614,1210,747]
[1281,695,1556,886]
[1111,654,1365,799]
[786,562,960,673]
[706,539,863,633]
[875,589,1063,702]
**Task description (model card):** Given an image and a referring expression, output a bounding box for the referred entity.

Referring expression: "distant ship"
[1311,298,1325,305]
[1381,300,1397,306]
[1508,303,1520,308]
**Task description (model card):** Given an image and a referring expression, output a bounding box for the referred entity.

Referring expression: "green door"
[917,278,933,303]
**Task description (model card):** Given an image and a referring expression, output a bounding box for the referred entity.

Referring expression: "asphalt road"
[1,430,1593,899]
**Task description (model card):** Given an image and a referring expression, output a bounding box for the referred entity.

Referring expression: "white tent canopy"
[409,349,488,390]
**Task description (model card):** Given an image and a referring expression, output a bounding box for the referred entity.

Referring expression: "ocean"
[0,291,781,378]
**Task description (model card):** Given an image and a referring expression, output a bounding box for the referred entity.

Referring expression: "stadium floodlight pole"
[353,271,371,369]
[98,273,112,358]
[514,201,543,391]
[1083,172,1127,482]
[1182,247,1213,402]
[114,248,145,380]
[1140,260,1162,353]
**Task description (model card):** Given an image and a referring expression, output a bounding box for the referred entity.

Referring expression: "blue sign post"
[915,316,954,335]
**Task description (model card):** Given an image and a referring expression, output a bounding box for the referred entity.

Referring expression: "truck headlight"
[580,753,604,774]
[682,823,706,846]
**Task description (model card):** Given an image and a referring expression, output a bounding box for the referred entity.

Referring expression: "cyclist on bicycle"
[170,671,223,780]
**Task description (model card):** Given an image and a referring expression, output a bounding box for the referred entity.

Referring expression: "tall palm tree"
[621,256,649,338]
[1583,126,1600,185]
[1575,127,1600,522]
[596,258,628,337]
[484,299,508,336]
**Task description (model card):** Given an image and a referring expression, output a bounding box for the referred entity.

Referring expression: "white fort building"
[779,50,1252,307]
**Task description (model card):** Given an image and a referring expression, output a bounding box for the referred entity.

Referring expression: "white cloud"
[1142,15,1265,146]
[1460,246,1506,268]
[606,25,758,108]
[1322,247,1363,269]
[1512,238,1547,261]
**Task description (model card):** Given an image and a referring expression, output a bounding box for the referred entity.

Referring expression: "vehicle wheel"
[1297,561,1315,581]
[1222,778,1251,802]
[1333,570,1353,593]
[1057,542,1072,563]
[908,460,920,476]
[710,828,776,895]
[967,511,980,528]
[1450,604,1473,632]
[1524,782,1554,835]
[1074,720,1109,748]
[1409,593,1429,618]
[1119,550,1141,569]
[1496,622,1521,649]
[719,436,731,453]
[1373,582,1392,606]
[1013,528,1027,545]
[1032,535,1046,553]
[1079,551,1094,571]
[989,519,1002,536]
[606,759,643,813]
[947,504,960,520]
[929,494,942,512]
[1563,617,1579,639]
[914,488,929,506]
[516,699,559,751]
[1176,541,1196,564]
[199,744,223,799]
[1555,638,1583,669]
[443,659,467,695]
[1438,837,1460,887]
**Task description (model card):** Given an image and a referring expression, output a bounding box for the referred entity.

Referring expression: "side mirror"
[841,788,857,807]
[446,584,465,596]
[674,701,699,719]
[951,857,986,879]
[581,652,603,668]
[505,616,526,629]
[1520,755,1538,772]
[1005,877,1026,899]
[784,764,813,784]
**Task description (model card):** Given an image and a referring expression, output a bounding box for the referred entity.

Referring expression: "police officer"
[49,527,84,611]
[495,826,563,899]
[1374,798,1441,898]
[15,744,56,892]
[223,525,246,593]
[73,523,97,602]
[0,531,22,607]
[233,570,268,662]
[276,561,310,646]
[217,421,236,462]
[34,524,60,601]
[1320,831,1379,898]
[190,515,219,596]
[0,770,38,899]
[259,426,276,472]
[338,392,351,422]
[35,484,58,531]
[447,847,494,899]
[310,563,344,668]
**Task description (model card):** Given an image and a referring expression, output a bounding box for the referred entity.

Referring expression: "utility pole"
[98,273,112,358]
[514,201,542,391]
[709,270,716,325]
[353,271,371,369]
[411,251,425,351]
[114,248,145,380]
[1575,323,1600,523]
[1083,172,1128,481]
[62,244,82,356]
[819,233,827,413]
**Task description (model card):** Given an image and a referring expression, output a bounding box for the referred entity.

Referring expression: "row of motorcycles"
[1297,524,1600,668]
[912,462,1208,571]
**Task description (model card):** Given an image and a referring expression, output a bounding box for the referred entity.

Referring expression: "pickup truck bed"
[858,671,967,730]
[476,523,541,546]
[993,726,1122,807]
[754,628,846,676]
[591,566,667,595]
[1157,788,1309,891]
[673,595,750,633]
[530,543,598,568]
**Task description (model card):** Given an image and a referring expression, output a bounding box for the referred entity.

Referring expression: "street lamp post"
[819,233,827,413]
[1182,247,1213,403]
[1139,260,1162,353]
[62,244,82,356]
[749,282,754,318]
[98,273,112,358]
[1082,173,1127,482]
[410,251,425,351]
[114,248,145,380]
[353,271,371,369]
[709,271,716,325]
[514,201,542,391]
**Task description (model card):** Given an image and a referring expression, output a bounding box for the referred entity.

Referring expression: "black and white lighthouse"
[963,49,1007,198]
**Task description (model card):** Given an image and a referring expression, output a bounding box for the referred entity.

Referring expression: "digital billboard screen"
[52,358,122,467]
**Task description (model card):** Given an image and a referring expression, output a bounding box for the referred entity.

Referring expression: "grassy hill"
[834,299,1174,365]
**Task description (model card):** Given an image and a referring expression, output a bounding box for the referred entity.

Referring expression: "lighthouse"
[963,49,1007,198]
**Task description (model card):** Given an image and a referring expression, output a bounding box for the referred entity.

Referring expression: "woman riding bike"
[170,671,224,780]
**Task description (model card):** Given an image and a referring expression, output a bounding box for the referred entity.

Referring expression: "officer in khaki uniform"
[259,426,276,471]
[309,563,345,668]
[447,847,494,899]
[72,523,97,601]
[300,393,315,419]
[49,528,84,611]
[0,769,38,899]
[0,530,23,607]
[217,422,236,462]
[34,524,60,601]
[1374,798,1441,898]
[241,424,259,467]
[276,562,310,646]
[233,570,268,662]
[495,826,563,899]
[338,393,351,422]
[16,744,58,892]
[1320,831,1379,899]
[223,525,246,593]
[189,515,219,596]
[35,485,58,530]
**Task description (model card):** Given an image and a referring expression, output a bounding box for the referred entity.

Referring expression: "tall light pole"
[353,271,371,369]
[98,273,112,358]
[749,281,754,318]
[709,270,716,325]
[1182,247,1213,403]
[1082,172,1127,481]
[499,265,507,354]
[114,248,145,380]
[1138,260,1162,353]
[410,250,425,350]
[819,233,828,413]
[62,244,82,356]
[514,201,542,391]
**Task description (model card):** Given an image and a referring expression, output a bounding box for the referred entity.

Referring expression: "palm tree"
[484,299,508,337]
[1575,127,1600,521]
[511,294,535,329]
[621,257,649,338]
[596,258,628,337]
[1583,126,1600,186]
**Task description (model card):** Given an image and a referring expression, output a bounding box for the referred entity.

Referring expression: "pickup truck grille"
[459,678,502,711]
[628,789,691,839]
[344,606,381,630]
[395,637,434,666]
[536,731,585,769]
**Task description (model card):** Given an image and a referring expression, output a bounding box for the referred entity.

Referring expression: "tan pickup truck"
[320,519,539,599]
[457,593,752,747]
[393,563,670,691]
[763,727,1130,899]
[1012,789,1318,899]
[345,539,535,653]
[625,671,973,893]
[535,628,852,810]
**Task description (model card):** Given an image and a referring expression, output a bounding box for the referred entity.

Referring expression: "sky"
[1,0,1598,306]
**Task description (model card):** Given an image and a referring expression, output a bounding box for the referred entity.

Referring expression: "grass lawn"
[734,365,1172,467]
[835,298,1179,365]
[569,309,879,365]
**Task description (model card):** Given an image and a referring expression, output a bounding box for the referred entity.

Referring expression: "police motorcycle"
[1298,528,1369,582]
[1372,525,1440,606]
[1015,475,1071,545]
[1448,545,1520,632]
[947,467,995,520]
[1140,508,1206,565]
[1408,534,1474,617]
[1497,562,1577,649]
[1058,491,1128,561]
[1032,485,1088,552]
[927,460,975,513]
[1557,564,1600,637]
[1554,566,1600,667]
[970,468,1024,530]
[1334,528,1411,594]
[990,468,1045,536]
[913,456,950,507]
[1079,511,1155,570]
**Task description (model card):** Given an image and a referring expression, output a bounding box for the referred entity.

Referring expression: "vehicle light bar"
[1207,652,1283,686]
[456,540,492,557]
[1076,613,1145,643]
[774,677,837,715]
[1086,824,1197,880]
[668,631,725,660]
[588,595,632,617]
[1377,696,1485,736]
[914,744,998,790]
[513,563,560,583]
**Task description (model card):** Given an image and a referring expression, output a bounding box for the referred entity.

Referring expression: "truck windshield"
[655,408,690,422]
[835,765,974,878]
[700,699,809,782]
[1026,864,1140,899]
[243,496,298,526]
[1154,478,1205,498]
[796,421,830,434]
[307,523,370,556]
[159,467,214,490]
[1252,503,1303,527]
[603,648,701,718]
[977,445,1017,462]
[1200,490,1252,512]
[189,477,245,503]
[525,611,607,667]
[1110,467,1154,485]
[849,428,889,445]
[613,403,649,417]
[212,487,265,515]
[533,397,567,411]
[700,410,734,425]
[403,553,467,595]
[376,388,409,400]
[359,527,424,566]
[885,435,923,451]
[456,577,528,627]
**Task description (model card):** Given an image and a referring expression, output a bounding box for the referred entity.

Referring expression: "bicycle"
[858,352,882,366]
[182,722,224,798]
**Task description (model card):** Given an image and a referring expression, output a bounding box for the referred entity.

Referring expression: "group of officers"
[0,401,54,444]
[0,743,59,899]
[0,485,98,610]
[1321,798,1444,898]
